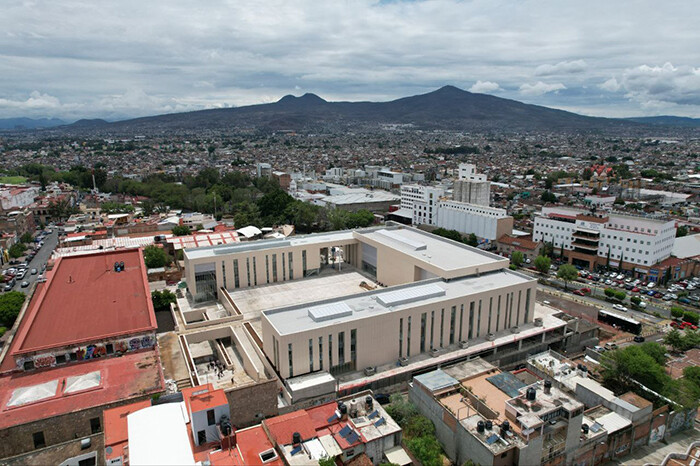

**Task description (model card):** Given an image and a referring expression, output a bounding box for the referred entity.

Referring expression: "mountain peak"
[433,85,468,95]
[277,93,327,105]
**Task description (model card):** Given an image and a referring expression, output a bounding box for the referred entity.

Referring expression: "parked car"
[605,342,618,350]
[631,287,640,293]
[30,268,37,275]
[573,290,585,296]
[647,282,655,288]
[633,336,646,343]
[20,281,29,288]
[594,345,606,352]
[374,393,391,405]
[612,304,628,312]
[678,297,691,305]
[580,287,591,294]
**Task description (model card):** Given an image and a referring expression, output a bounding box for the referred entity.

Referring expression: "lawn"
[0,176,28,184]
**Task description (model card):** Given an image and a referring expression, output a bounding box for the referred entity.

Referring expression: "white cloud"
[469,80,500,93]
[599,77,620,92]
[0,1,698,118]
[535,60,587,76]
[600,63,700,108]
[519,81,566,96]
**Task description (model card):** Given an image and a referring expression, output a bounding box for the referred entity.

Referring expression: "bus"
[598,309,642,335]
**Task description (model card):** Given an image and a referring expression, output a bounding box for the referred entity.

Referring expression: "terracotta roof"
[11,249,157,356]
[263,409,318,445]
[497,235,539,251]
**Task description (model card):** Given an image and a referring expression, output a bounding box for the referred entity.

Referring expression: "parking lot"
[2,229,58,293]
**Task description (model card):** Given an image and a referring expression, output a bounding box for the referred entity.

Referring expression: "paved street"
[2,229,58,291]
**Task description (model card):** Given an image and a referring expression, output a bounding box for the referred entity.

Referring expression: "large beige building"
[184,225,537,381]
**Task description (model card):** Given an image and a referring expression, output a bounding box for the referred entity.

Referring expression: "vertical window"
[221,261,227,288]
[459,304,464,342]
[266,255,270,283]
[524,289,531,323]
[440,309,445,347]
[420,313,427,353]
[233,259,240,288]
[477,300,482,338]
[319,337,323,370]
[288,343,293,378]
[449,306,456,345]
[309,339,314,372]
[399,318,403,358]
[468,302,475,339]
[350,329,357,367]
[288,253,294,280]
[90,417,101,434]
[496,295,502,331]
[516,290,522,325]
[407,316,412,357]
[272,254,278,282]
[504,293,509,329]
[282,253,286,280]
[207,409,216,426]
[430,311,435,349]
[252,257,257,286]
[246,257,251,287]
[328,334,333,367]
[273,336,279,368]
[338,331,345,365]
[302,250,307,276]
[33,431,45,449]
[198,430,207,445]
[509,292,514,328]
[488,297,493,334]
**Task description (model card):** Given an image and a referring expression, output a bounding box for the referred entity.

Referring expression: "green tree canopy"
[534,255,551,274]
[557,264,578,290]
[171,225,192,236]
[143,245,169,268]
[0,291,26,327]
[511,251,524,267]
[151,290,177,311]
[8,243,27,259]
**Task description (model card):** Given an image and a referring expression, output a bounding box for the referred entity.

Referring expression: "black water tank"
[114,261,120,272]
[582,424,589,434]
[221,420,232,436]
[500,420,510,437]
[365,395,373,410]
[292,432,301,445]
[119,261,125,270]
[526,387,536,401]
[485,420,493,430]
[477,421,485,433]
[544,380,552,394]
[582,365,588,372]
[339,403,348,417]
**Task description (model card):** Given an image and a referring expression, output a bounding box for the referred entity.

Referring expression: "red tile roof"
[263,409,318,445]
[0,349,164,429]
[497,234,539,251]
[11,249,157,355]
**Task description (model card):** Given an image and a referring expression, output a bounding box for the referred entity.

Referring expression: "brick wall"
[225,379,278,428]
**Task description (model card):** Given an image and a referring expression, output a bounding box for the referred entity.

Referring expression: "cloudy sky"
[1,0,699,121]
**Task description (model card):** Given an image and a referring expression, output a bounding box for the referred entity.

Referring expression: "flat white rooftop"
[264,270,534,335]
[358,227,506,271]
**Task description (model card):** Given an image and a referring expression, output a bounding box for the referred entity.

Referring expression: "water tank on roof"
[477,421,485,433]
[582,424,589,434]
[365,396,373,411]
[292,432,301,445]
[526,387,536,401]
[485,420,493,430]
[500,420,510,437]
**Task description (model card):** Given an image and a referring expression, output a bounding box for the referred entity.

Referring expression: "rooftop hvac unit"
[364,366,376,376]
[398,357,409,366]
[430,348,440,358]
[80,438,91,450]
[485,333,496,341]
[534,318,543,327]
[459,341,470,349]
[510,326,520,334]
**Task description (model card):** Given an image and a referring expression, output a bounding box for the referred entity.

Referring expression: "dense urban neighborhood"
[0,122,698,466]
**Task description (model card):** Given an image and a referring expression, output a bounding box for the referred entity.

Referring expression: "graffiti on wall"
[34,355,56,368]
[649,425,665,444]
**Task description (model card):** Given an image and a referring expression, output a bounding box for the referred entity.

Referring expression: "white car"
[612,304,628,312]
[617,274,624,280]
[647,282,655,288]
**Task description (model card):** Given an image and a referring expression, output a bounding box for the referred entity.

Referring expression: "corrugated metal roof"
[596,411,631,434]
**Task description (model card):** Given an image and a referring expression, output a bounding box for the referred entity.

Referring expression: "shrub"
[671,307,684,318]
[143,245,169,269]
[683,311,699,325]
[0,291,26,327]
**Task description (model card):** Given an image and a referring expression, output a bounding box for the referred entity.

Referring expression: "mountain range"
[0,117,65,130]
[6,86,700,134]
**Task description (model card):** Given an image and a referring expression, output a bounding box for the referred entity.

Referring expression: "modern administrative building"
[183,225,537,382]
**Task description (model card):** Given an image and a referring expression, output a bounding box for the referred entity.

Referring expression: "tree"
[141,199,155,216]
[151,290,177,312]
[630,296,641,306]
[671,306,684,318]
[171,225,192,236]
[384,394,418,426]
[534,255,551,274]
[557,264,578,290]
[511,251,524,267]
[8,243,27,259]
[406,436,443,466]
[19,232,33,243]
[0,291,26,327]
[541,190,557,203]
[664,329,687,353]
[676,226,688,238]
[143,245,169,268]
[318,457,336,466]
[466,233,478,247]
[541,241,554,258]
[683,311,699,325]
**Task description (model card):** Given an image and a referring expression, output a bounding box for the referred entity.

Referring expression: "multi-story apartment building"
[532,207,676,276]
[400,184,445,226]
[435,200,513,242]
